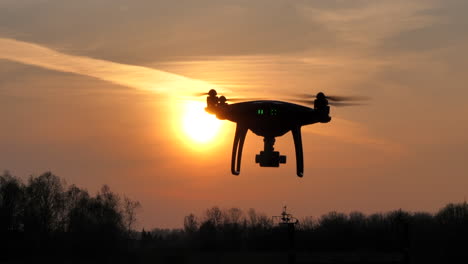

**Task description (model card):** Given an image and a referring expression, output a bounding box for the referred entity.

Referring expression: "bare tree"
[247,208,258,227]
[24,172,66,233]
[0,171,24,232]
[184,213,198,234]
[224,207,244,225]
[205,206,223,227]
[122,196,141,234]
[299,216,315,230]
[257,212,273,229]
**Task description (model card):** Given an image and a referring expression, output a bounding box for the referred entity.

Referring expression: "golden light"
[181,101,223,144]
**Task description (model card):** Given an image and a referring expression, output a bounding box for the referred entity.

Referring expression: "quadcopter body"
[203,90,332,177]
[211,100,330,137]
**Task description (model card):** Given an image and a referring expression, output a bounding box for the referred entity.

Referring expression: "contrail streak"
[0,38,218,94]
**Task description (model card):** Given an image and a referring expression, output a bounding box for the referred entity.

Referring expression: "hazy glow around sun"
[181,101,222,143]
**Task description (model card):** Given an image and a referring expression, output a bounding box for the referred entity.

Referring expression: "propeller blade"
[192,92,209,96]
[293,93,370,102]
[292,99,314,105]
[291,99,368,107]
[293,93,316,99]
[329,102,368,107]
[326,95,371,102]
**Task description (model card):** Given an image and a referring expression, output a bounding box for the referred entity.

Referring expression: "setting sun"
[181,101,222,143]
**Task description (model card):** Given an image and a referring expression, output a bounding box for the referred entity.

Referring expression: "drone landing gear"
[291,126,304,177]
[255,137,287,168]
[231,125,304,178]
[231,124,248,175]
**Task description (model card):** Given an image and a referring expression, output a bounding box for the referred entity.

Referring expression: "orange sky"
[1,0,468,228]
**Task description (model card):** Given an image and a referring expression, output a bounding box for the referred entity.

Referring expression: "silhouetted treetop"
[0,170,141,256]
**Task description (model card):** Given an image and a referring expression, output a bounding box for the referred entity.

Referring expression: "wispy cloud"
[0,38,218,94]
[303,117,405,154]
[303,0,440,48]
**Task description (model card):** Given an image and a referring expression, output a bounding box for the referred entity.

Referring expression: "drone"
[199,89,367,177]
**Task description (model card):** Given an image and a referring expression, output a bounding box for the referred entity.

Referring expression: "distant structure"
[273,206,299,226]
[273,206,299,264]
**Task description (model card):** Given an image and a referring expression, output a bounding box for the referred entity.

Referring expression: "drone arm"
[231,124,248,175]
[292,126,304,177]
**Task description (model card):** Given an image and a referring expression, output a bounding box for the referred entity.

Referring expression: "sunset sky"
[1,0,468,229]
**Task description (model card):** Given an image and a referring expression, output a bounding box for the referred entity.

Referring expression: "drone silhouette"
[198,89,367,177]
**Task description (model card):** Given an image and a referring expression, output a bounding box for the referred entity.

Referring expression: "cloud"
[303,117,405,154]
[1,0,453,66]
[303,0,440,49]
[0,0,335,63]
[0,38,218,94]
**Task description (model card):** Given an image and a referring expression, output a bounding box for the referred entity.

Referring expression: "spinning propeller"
[292,93,370,107]
[192,90,260,102]
[194,89,369,106]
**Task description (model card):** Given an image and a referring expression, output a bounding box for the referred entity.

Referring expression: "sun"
[181,101,222,143]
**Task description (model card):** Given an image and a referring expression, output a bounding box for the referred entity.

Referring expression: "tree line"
[0,171,140,261]
[144,203,468,248]
[144,203,468,262]
[2,170,468,263]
